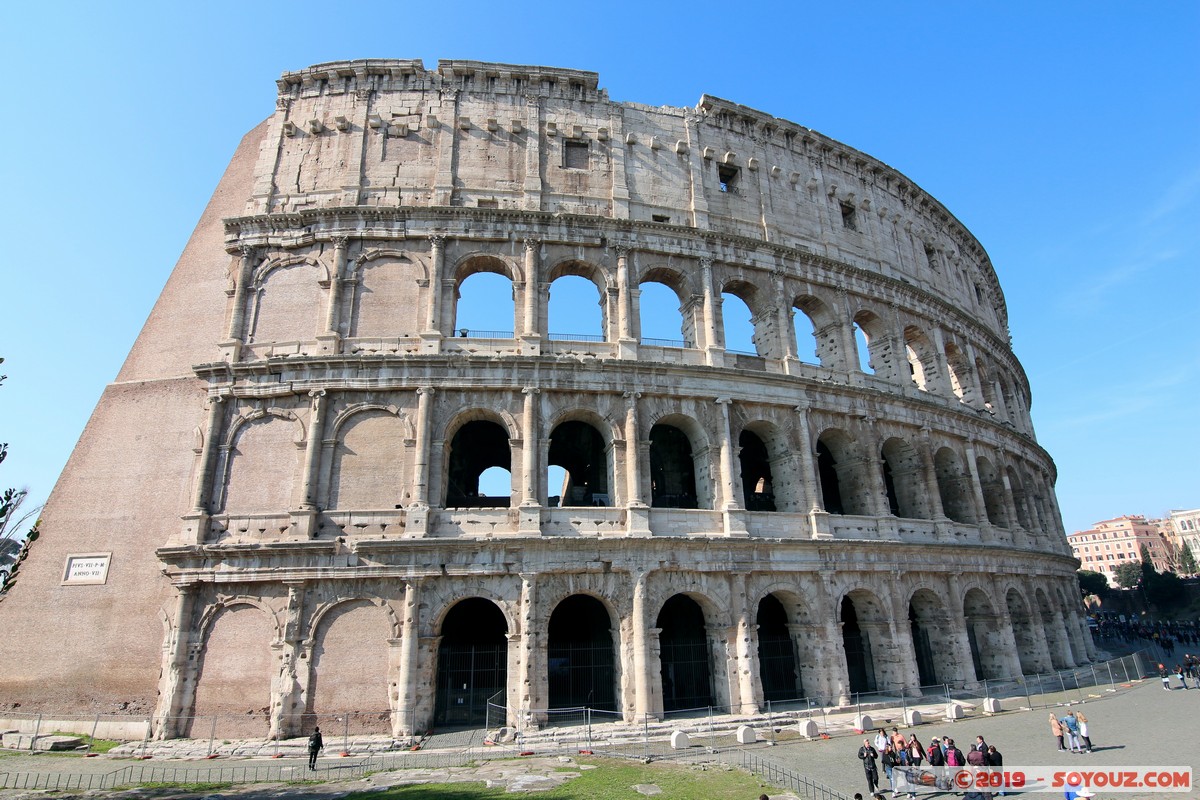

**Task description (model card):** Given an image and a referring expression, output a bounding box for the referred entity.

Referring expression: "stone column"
[793,403,822,515]
[837,289,860,376]
[224,246,257,349]
[615,244,636,352]
[817,575,851,704]
[946,575,978,684]
[624,392,650,536]
[407,387,434,537]
[861,417,892,518]
[963,440,992,527]
[299,390,327,511]
[990,591,1025,679]
[515,573,545,727]
[396,580,420,736]
[917,427,947,519]
[153,583,197,739]
[773,270,798,370]
[1000,471,1022,531]
[928,327,952,395]
[271,582,306,738]
[424,234,446,335]
[183,395,227,544]
[322,237,349,337]
[700,256,724,366]
[883,583,922,696]
[631,572,659,721]
[521,238,541,348]
[521,387,541,506]
[715,397,739,511]
[1020,578,1055,673]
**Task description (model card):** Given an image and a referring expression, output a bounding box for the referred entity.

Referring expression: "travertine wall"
[0,60,1089,738]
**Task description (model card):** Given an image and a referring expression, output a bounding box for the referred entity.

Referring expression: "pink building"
[1069,515,1174,584]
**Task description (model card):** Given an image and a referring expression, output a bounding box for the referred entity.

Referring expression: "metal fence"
[737,750,851,800]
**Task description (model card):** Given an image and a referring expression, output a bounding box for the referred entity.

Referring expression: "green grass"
[352,757,768,799]
[50,731,122,754]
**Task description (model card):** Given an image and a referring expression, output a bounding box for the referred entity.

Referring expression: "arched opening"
[547,595,617,711]
[792,305,818,363]
[657,594,713,711]
[963,589,1006,681]
[794,294,842,368]
[903,325,938,392]
[649,424,698,509]
[720,290,757,355]
[445,419,511,508]
[638,274,691,348]
[934,447,974,524]
[853,322,873,374]
[853,310,891,377]
[975,357,998,413]
[434,598,508,726]
[1036,589,1071,669]
[454,269,515,337]
[841,595,876,693]
[548,274,604,341]
[1005,588,1040,675]
[739,430,776,511]
[945,342,973,403]
[816,440,843,514]
[757,594,801,702]
[1006,466,1032,528]
[909,602,938,688]
[881,437,927,519]
[547,420,609,507]
[976,456,1008,527]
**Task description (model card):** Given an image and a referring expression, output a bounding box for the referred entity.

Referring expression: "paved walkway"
[2,677,1196,799]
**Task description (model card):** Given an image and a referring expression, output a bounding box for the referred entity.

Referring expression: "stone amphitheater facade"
[0,60,1093,739]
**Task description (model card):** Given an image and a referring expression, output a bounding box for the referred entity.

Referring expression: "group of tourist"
[1157,658,1198,690]
[856,727,1004,798]
[1092,617,1199,652]
[1047,709,1093,753]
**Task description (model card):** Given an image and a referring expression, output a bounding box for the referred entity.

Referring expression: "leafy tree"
[1179,545,1198,576]
[1113,560,1143,589]
[1145,570,1184,607]
[0,358,41,593]
[1077,570,1109,596]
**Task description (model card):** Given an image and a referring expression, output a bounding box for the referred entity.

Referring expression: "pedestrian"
[1049,713,1065,750]
[926,737,945,768]
[881,742,898,792]
[944,738,964,768]
[1074,711,1093,753]
[307,726,323,770]
[907,734,925,768]
[1174,664,1189,689]
[1159,663,1171,690]
[1060,711,1083,753]
[891,727,908,764]
[874,727,890,752]
[987,745,1005,797]
[858,738,880,795]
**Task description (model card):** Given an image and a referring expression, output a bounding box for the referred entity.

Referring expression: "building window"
[840,202,858,231]
[718,164,740,193]
[652,214,671,223]
[563,140,589,170]
[477,199,498,209]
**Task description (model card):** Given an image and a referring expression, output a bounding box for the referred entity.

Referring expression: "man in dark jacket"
[858,738,880,795]
[307,727,324,770]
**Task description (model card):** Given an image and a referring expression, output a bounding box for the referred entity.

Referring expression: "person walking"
[987,745,1005,797]
[858,738,880,796]
[907,734,925,769]
[1049,712,1065,750]
[307,727,324,770]
[1060,711,1082,753]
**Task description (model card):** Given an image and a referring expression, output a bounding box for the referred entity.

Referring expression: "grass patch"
[353,756,768,799]
[50,731,122,753]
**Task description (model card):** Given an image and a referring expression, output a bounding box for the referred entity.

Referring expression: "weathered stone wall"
[0,60,1088,736]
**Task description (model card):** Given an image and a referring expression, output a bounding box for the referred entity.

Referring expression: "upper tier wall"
[249,59,1008,339]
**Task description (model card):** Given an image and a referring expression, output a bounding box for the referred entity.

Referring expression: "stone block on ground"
[798,718,819,738]
[854,713,873,731]
[735,725,756,744]
[904,708,923,725]
[984,698,1002,713]
[669,730,689,749]
[945,703,965,719]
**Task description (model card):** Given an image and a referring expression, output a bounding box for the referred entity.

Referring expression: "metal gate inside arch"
[547,595,617,711]
[434,598,508,726]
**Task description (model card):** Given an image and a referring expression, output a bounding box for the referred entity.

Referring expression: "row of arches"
[227,243,1029,432]
[208,394,1060,540]
[175,574,1092,738]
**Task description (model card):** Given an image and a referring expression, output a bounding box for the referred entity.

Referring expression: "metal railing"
[639,337,687,348]
[547,332,605,342]
[739,750,851,800]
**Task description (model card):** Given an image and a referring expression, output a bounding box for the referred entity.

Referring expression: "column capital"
[623,390,641,401]
[714,396,733,406]
[612,242,631,258]
[522,386,541,396]
[308,388,327,399]
[428,233,447,248]
[332,235,351,249]
[523,236,541,252]
[417,386,436,397]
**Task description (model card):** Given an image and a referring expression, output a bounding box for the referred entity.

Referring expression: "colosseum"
[0,59,1093,740]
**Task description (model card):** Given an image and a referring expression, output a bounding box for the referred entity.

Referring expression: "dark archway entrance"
[445,420,511,507]
[649,424,698,508]
[757,594,801,702]
[657,595,713,711]
[434,598,508,726]
[547,595,617,711]
[739,431,776,511]
[841,596,875,693]
[817,440,844,514]
[909,603,938,687]
[547,421,609,507]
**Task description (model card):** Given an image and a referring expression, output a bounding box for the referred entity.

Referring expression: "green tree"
[0,358,41,593]
[1179,545,1198,576]
[1077,570,1109,596]
[1146,570,1184,608]
[1139,544,1157,585]
[1113,560,1143,589]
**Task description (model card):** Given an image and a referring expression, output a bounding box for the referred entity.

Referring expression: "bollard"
[88,713,100,755]
[31,713,42,752]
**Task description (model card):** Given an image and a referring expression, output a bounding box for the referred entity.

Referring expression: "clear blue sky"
[1,1,1196,536]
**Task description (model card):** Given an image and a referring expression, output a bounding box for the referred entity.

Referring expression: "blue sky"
[0,1,1196,536]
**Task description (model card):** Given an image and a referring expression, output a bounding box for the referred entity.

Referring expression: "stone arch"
[648,413,711,510]
[944,341,974,403]
[189,601,277,737]
[816,428,871,516]
[908,587,955,687]
[839,588,897,693]
[755,592,803,702]
[349,250,427,338]
[1004,587,1041,674]
[880,436,928,519]
[738,418,802,512]
[442,409,516,508]
[974,356,998,412]
[903,324,939,392]
[451,253,519,336]
[1035,587,1071,669]
[962,587,1007,680]
[433,597,510,726]
[547,258,611,342]
[852,308,893,377]
[218,408,304,514]
[305,598,396,729]
[247,254,330,345]
[975,454,1009,527]
[934,446,975,524]
[1005,465,1032,529]
[656,592,716,711]
[547,593,618,711]
[721,277,775,359]
[793,293,843,368]
[327,405,412,510]
[547,417,612,507]
[638,265,698,348]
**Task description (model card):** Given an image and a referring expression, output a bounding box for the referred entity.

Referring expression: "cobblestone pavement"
[1,678,1196,799]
